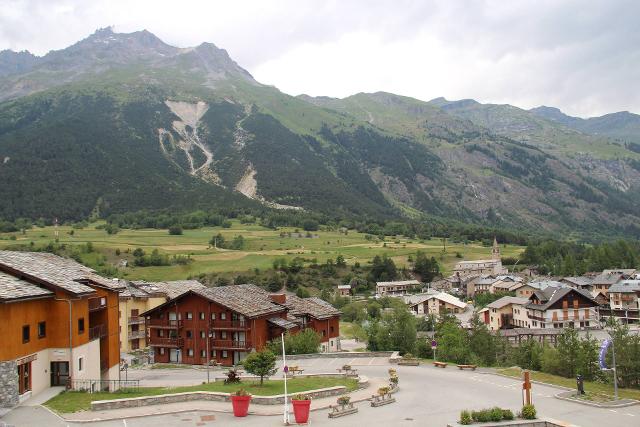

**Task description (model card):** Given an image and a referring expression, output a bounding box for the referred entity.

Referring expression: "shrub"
[471,409,492,422]
[337,395,350,405]
[502,409,514,420]
[342,364,352,371]
[224,369,241,384]
[389,376,399,385]
[459,410,472,425]
[490,407,503,422]
[168,225,183,235]
[377,386,390,396]
[388,368,397,377]
[521,404,536,420]
[292,393,311,401]
[234,388,250,396]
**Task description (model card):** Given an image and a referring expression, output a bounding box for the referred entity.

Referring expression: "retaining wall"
[279,351,394,360]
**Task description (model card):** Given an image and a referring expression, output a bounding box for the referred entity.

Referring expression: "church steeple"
[492,236,500,260]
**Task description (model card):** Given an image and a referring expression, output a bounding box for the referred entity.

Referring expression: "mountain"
[1,29,640,238]
[530,106,640,145]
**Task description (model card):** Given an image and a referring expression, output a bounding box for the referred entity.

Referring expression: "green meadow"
[0,221,524,281]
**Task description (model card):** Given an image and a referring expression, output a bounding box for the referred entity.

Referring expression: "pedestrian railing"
[68,378,140,393]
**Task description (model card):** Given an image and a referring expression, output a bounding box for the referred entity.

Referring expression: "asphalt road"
[2,356,638,427]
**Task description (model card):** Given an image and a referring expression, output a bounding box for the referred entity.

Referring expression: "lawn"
[496,367,640,401]
[0,221,524,280]
[44,376,359,413]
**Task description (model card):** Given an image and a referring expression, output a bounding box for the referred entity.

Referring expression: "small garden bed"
[45,377,358,413]
[459,405,535,425]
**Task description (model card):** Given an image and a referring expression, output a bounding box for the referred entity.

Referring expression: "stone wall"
[0,360,18,408]
[281,351,394,360]
[91,386,348,411]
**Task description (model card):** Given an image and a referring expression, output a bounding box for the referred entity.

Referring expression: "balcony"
[210,340,252,350]
[210,320,249,330]
[147,319,183,329]
[88,297,107,312]
[527,314,545,322]
[89,324,107,340]
[128,316,145,325]
[128,330,146,340]
[148,337,183,348]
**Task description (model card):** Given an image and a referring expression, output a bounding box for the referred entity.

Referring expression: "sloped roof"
[133,280,206,299]
[0,271,54,302]
[376,280,420,287]
[406,291,466,309]
[562,276,594,287]
[609,281,640,293]
[526,287,597,310]
[592,270,633,285]
[195,284,285,318]
[486,296,529,309]
[0,250,123,295]
[267,317,298,330]
[282,295,341,320]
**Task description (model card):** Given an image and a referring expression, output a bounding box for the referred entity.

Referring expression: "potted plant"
[230,388,251,417]
[337,395,351,407]
[342,364,352,371]
[389,375,399,388]
[291,393,312,424]
[388,368,397,377]
[378,386,390,397]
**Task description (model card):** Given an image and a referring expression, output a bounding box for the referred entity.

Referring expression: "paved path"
[2,356,639,426]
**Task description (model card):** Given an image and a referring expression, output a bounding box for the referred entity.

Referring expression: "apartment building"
[525,286,599,329]
[406,292,467,316]
[0,251,123,408]
[376,280,420,297]
[118,280,206,352]
[143,284,340,366]
[480,296,529,330]
[608,281,640,324]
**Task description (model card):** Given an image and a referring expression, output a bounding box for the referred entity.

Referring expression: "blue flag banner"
[599,339,612,370]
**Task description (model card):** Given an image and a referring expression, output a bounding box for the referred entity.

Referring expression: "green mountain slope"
[1,29,640,238]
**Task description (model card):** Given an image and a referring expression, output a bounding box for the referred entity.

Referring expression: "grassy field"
[45,376,358,413]
[496,367,640,401]
[0,221,524,281]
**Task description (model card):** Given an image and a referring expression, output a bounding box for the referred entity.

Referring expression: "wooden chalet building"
[143,284,340,366]
[525,286,599,329]
[0,251,123,408]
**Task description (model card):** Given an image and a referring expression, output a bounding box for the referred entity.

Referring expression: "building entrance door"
[50,361,69,386]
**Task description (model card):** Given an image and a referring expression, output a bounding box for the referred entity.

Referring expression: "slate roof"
[376,280,420,287]
[609,281,640,293]
[0,250,123,295]
[267,317,298,330]
[592,270,633,285]
[405,291,466,309]
[525,287,596,310]
[562,277,594,288]
[486,296,529,309]
[133,280,206,299]
[194,284,286,318]
[0,271,54,302]
[120,281,154,298]
[282,295,342,320]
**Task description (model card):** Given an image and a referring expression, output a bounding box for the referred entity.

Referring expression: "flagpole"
[282,333,290,425]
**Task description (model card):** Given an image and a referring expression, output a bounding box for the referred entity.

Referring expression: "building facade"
[376,280,420,297]
[481,296,529,331]
[453,238,508,277]
[143,284,340,366]
[608,281,640,324]
[525,287,599,329]
[406,292,467,316]
[0,251,123,408]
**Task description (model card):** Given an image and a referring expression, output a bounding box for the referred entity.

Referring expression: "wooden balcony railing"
[148,337,183,347]
[210,320,249,330]
[210,339,252,350]
[89,324,107,340]
[146,319,183,328]
[128,316,145,325]
[128,330,146,340]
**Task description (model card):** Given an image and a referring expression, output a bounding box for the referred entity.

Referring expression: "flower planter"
[292,399,312,424]
[398,359,420,366]
[231,395,251,417]
[371,393,396,407]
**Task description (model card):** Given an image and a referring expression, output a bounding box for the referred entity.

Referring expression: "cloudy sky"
[1,0,638,117]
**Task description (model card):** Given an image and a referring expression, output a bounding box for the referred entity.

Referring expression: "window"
[188,349,194,356]
[201,350,206,358]
[330,326,334,333]
[78,357,84,372]
[78,318,85,334]
[220,312,226,320]
[158,329,164,337]
[186,330,193,339]
[200,330,206,339]
[160,348,165,355]
[211,350,217,357]
[38,321,46,338]
[22,325,30,343]
[186,312,193,320]
[221,331,227,339]
[322,330,326,337]
[211,312,216,320]
[222,351,228,358]
[199,312,205,320]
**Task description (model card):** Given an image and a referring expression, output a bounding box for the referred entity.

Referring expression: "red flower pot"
[291,399,311,424]
[231,395,251,417]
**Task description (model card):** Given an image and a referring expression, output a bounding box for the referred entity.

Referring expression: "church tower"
[492,237,500,261]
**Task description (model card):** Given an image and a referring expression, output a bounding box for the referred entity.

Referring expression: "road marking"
[349,358,356,365]
[327,358,339,366]
[624,413,635,416]
[368,358,375,365]
[123,420,128,427]
[609,409,618,413]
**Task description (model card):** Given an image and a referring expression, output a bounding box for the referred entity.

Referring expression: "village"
[1,238,639,427]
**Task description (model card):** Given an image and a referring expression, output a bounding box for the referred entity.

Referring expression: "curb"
[554,391,639,408]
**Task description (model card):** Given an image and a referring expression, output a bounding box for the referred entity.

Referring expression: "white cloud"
[0,0,639,117]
